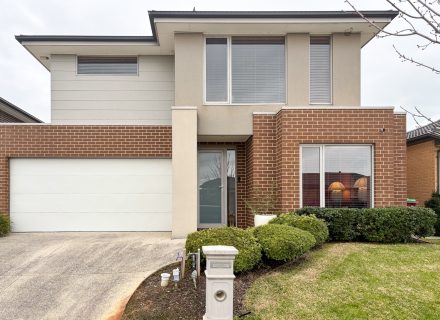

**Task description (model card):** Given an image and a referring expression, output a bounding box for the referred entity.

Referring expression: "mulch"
[121,261,281,320]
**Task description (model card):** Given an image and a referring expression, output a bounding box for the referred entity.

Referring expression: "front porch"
[171,106,408,237]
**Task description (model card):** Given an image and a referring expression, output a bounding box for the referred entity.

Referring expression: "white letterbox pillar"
[202,245,239,320]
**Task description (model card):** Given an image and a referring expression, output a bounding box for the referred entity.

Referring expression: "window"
[206,39,228,102]
[205,37,286,104]
[301,145,372,208]
[310,36,331,104]
[77,56,138,75]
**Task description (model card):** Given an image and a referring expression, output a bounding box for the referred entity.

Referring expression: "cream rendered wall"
[332,33,361,106]
[287,33,309,106]
[50,54,175,124]
[174,33,204,106]
[171,107,198,238]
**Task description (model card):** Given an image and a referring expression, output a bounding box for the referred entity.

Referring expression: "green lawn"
[245,241,440,320]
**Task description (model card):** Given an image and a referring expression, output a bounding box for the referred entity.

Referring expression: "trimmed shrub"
[270,214,329,246]
[296,207,436,243]
[406,207,437,238]
[253,224,316,261]
[425,192,440,236]
[0,215,10,237]
[296,207,360,241]
[185,227,261,273]
[359,207,411,243]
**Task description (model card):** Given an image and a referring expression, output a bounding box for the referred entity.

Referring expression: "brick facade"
[407,139,439,205]
[246,108,407,225]
[0,109,408,229]
[0,125,171,215]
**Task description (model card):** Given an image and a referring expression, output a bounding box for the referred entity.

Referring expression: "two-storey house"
[0,10,406,238]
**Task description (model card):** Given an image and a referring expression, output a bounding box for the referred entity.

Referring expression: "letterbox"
[202,245,238,320]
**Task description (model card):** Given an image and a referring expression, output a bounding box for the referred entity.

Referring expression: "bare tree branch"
[394,45,440,72]
[345,0,440,73]
[400,105,440,129]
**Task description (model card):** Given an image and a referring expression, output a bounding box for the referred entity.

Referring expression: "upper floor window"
[205,37,286,104]
[310,36,332,104]
[77,56,138,75]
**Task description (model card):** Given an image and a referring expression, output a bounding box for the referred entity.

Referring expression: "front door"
[198,149,236,228]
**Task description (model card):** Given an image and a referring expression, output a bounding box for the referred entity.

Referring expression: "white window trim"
[75,55,140,77]
[309,35,333,105]
[203,35,288,105]
[299,144,374,208]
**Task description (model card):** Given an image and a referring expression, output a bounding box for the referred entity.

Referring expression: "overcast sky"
[0,0,439,129]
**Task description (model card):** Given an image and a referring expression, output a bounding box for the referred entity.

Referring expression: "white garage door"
[10,158,172,232]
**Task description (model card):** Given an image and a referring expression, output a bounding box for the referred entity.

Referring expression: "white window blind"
[77,56,138,75]
[231,37,285,104]
[324,146,372,208]
[206,38,228,102]
[310,36,331,104]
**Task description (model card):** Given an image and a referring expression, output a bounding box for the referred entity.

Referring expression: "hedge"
[270,214,329,246]
[425,192,440,236]
[253,224,316,261]
[295,207,360,241]
[0,215,10,237]
[296,207,436,243]
[185,227,262,273]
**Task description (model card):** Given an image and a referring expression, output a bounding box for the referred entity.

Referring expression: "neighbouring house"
[0,10,407,238]
[0,97,42,123]
[407,120,440,205]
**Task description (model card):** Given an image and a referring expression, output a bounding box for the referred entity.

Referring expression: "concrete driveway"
[0,232,184,320]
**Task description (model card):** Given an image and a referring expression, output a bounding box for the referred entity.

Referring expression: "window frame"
[299,144,374,208]
[203,35,288,105]
[76,55,139,76]
[309,35,333,105]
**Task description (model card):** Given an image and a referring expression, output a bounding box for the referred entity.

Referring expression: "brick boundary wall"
[248,109,407,224]
[0,125,172,215]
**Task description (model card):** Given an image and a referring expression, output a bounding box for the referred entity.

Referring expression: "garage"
[9,158,172,232]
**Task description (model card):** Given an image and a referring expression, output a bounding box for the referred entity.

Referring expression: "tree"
[346,0,440,74]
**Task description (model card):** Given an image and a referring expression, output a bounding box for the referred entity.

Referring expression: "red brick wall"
[0,125,171,215]
[245,137,254,226]
[247,108,407,223]
[407,139,438,205]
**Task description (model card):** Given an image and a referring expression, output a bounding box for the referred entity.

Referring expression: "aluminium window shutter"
[77,56,138,74]
[310,37,331,104]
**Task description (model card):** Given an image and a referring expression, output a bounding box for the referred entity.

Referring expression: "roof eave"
[15,35,157,43]
[0,97,43,123]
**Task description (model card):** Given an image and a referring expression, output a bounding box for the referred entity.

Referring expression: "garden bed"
[121,259,301,320]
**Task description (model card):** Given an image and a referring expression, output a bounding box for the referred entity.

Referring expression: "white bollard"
[202,245,239,320]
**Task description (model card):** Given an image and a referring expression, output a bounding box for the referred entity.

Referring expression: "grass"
[244,241,440,320]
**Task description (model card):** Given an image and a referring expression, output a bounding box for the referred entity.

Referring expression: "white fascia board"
[153,17,393,24]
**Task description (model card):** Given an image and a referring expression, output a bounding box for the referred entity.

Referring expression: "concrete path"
[0,232,184,320]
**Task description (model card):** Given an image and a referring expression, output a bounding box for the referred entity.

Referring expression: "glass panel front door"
[198,151,223,226]
[198,149,237,227]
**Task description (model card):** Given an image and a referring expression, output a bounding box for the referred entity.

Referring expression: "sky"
[0,0,439,129]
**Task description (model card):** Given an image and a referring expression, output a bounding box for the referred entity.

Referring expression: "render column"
[171,106,198,238]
